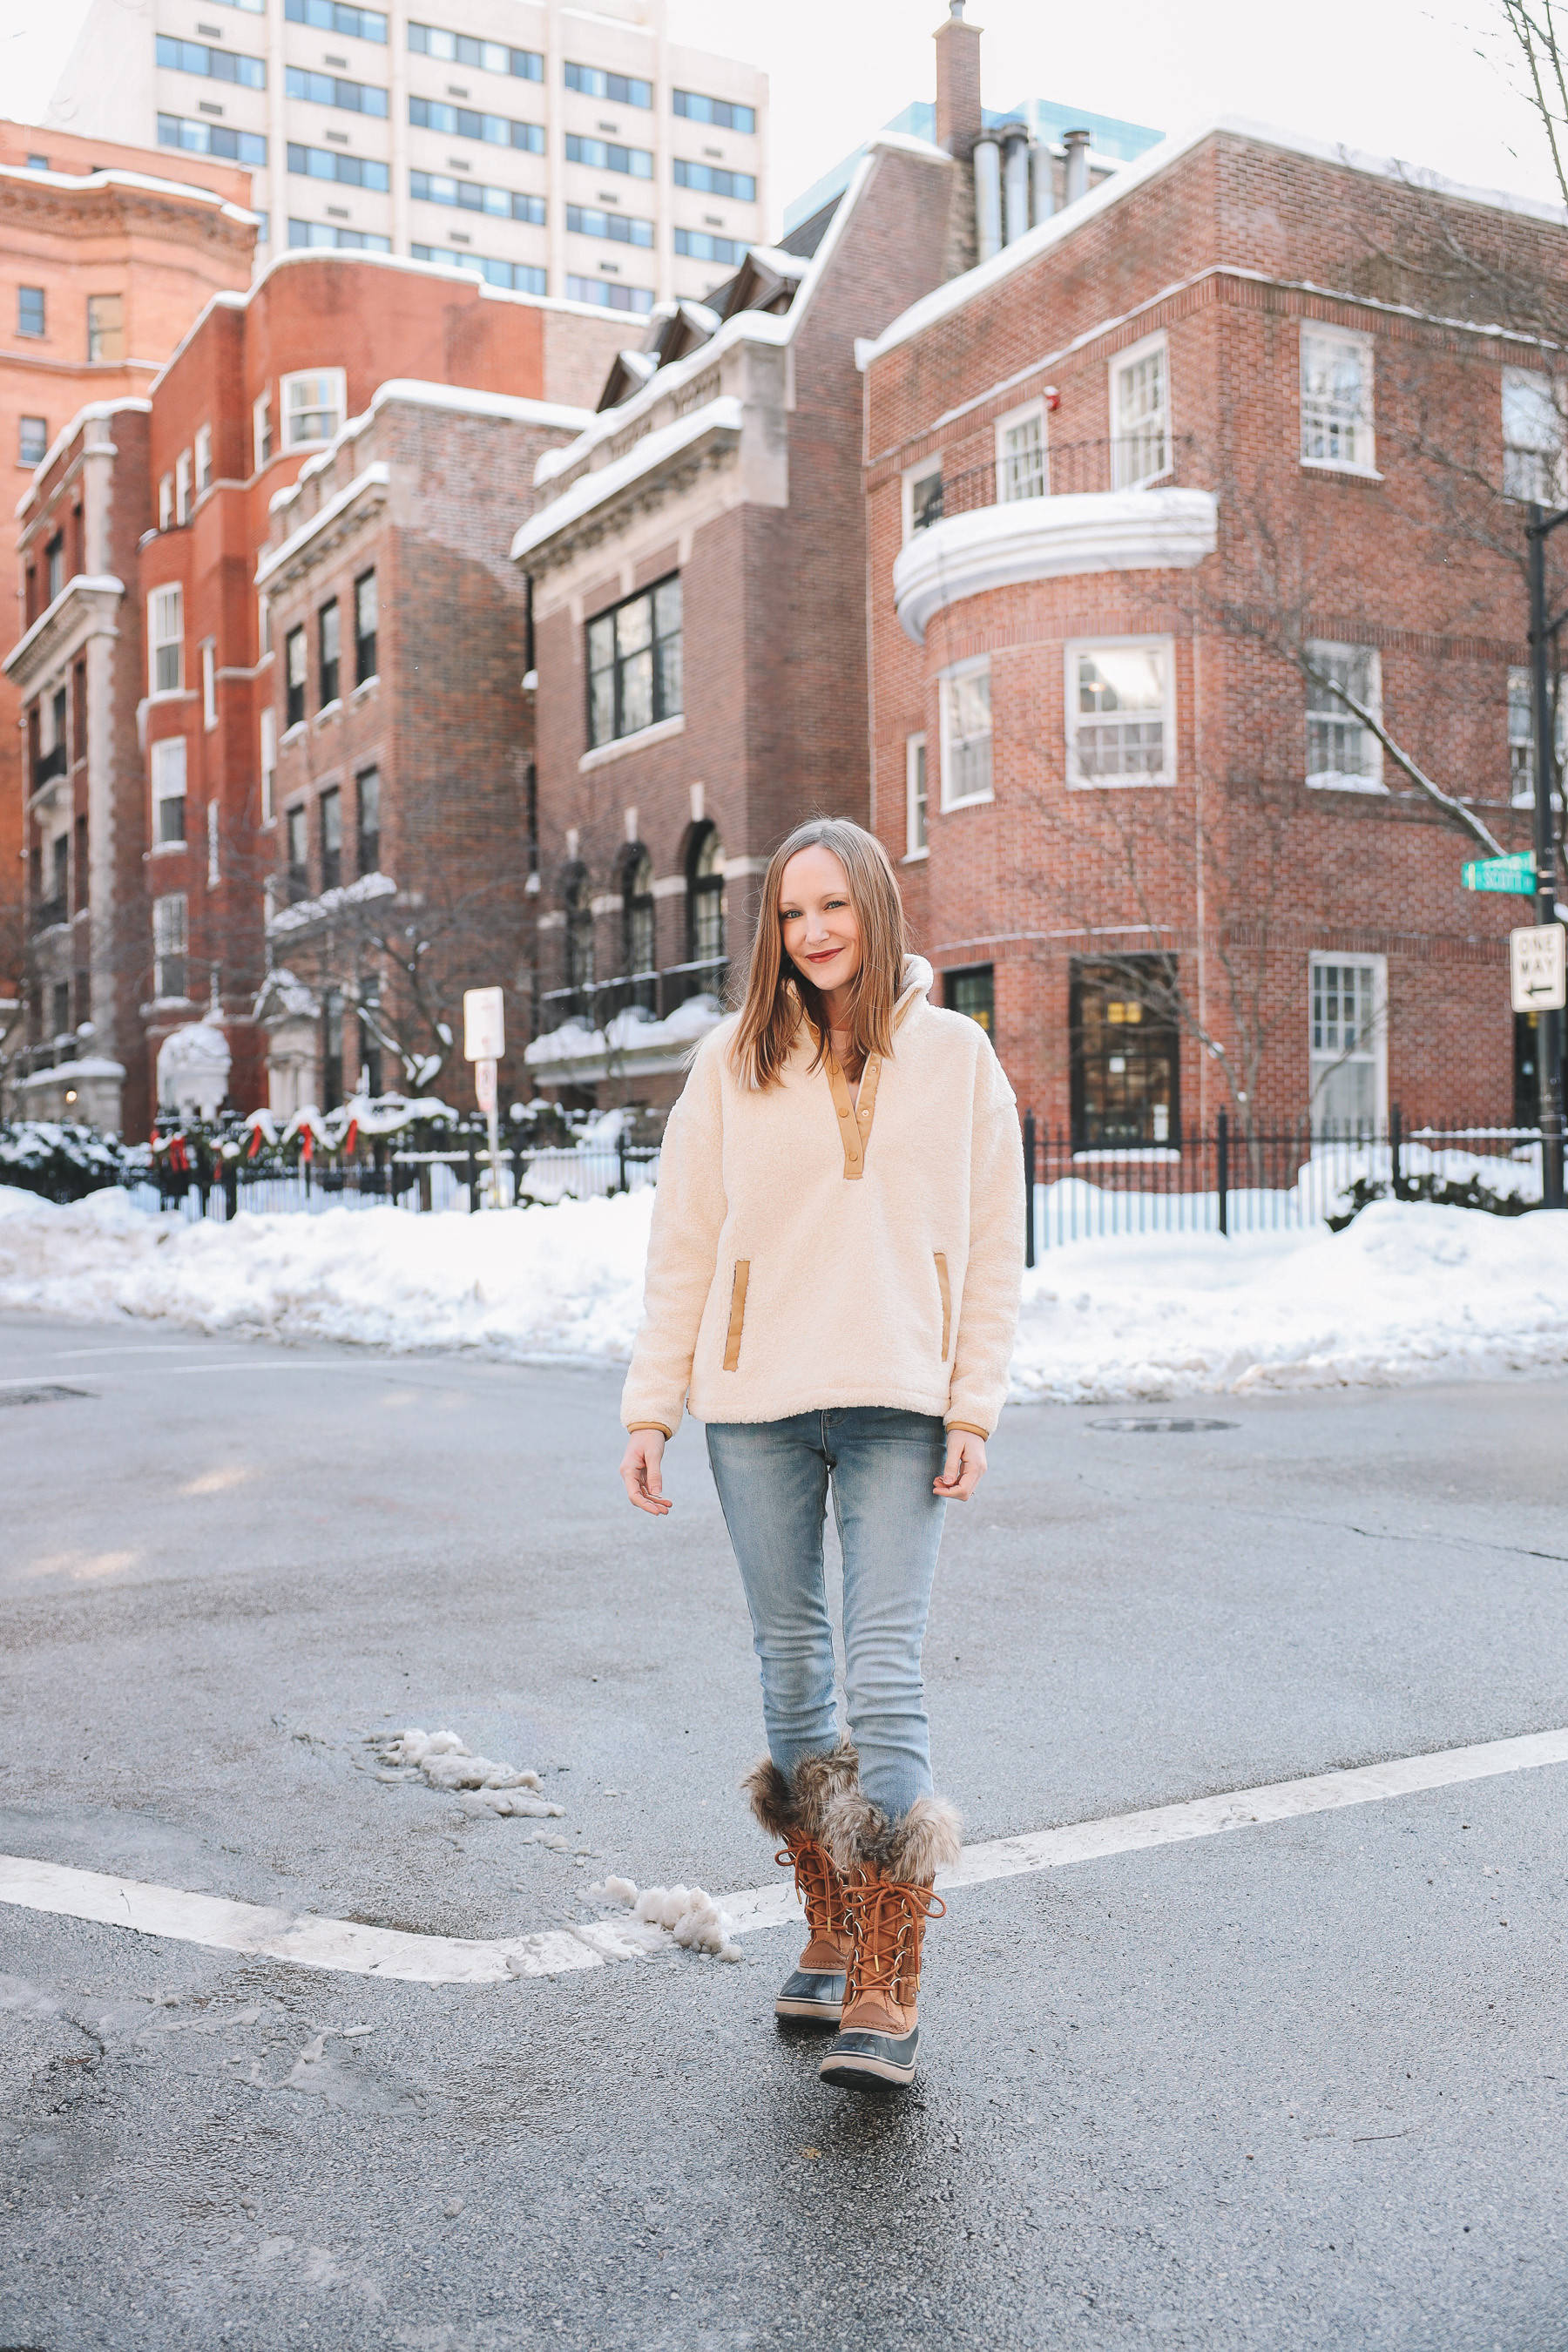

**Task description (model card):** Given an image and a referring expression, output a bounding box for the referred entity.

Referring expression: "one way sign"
[1511,923,1567,1012]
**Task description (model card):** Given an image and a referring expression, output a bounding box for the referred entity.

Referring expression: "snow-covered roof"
[857,112,1568,370]
[2,574,125,679]
[0,159,256,227]
[510,396,743,564]
[265,870,398,936]
[15,402,150,519]
[267,378,593,528]
[254,465,390,590]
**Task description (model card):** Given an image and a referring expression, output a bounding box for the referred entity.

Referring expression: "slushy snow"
[588,1876,743,1962]
[1,1182,1567,1400]
[370,1727,565,1819]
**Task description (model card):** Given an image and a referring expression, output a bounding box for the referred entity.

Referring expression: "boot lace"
[843,1876,946,2008]
[775,1835,848,1937]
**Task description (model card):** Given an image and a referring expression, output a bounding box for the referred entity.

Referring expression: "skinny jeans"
[705,1408,949,1822]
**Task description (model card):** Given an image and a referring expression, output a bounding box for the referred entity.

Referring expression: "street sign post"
[1511,923,1568,1014]
[462,987,505,1207]
[1462,851,1536,893]
[1525,498,1567,1206]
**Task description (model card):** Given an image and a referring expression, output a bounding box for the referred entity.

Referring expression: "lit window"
[1309,955,1385,1133]
[1503,367,1565,503]
[997,402,1046,502]
[282,369,346,445]
[586,576,681,747]
[1301,328,1375,473]
[86,293,125,363]
[1067,639,1173,787]
[195,422,213,496]
[152,891,188,997]
[152,735,187,844]
[1111,335,1168,488]
[905,733,928,858]
[1071,959,1179,1149]
[946,966,994,1034]
[1304,640,1385,792]
[940,659,992,808]
[149,585,184,693]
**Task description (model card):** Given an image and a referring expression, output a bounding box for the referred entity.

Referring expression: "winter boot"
[817,1790,962,2090]
[742,1743,859,2026]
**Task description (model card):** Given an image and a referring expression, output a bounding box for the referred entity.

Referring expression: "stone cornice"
[3,573,125,690]
[892,489,1220,644]
[254,463,390,592]
[510,399,743,578]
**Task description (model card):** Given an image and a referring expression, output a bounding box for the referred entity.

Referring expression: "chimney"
[1030,140,1055,226]
[1064,127,1092,206]
[934,1,983,163]
[1001,121,1031,245]
[973,130,1003,263]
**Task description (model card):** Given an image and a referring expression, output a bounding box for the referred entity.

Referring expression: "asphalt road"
[2,1308,1566,2351]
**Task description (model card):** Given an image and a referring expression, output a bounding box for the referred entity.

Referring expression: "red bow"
[345,1119,359,1155]
[247,1125,263,1159]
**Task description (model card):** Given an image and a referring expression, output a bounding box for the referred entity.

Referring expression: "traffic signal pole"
[1525,501,1566,1210]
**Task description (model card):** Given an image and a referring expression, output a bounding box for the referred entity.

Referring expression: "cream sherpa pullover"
[620,956,1024,1439]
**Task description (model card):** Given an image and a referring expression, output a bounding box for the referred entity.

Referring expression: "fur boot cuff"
[821,1788,963,1882]
[740,1738,860,1842]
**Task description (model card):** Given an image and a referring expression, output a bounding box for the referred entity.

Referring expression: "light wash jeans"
[705,1408,950,1823]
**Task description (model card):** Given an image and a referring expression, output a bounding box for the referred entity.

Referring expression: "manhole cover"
[1089,1416,1237,1434]
[0,1383,92,1409]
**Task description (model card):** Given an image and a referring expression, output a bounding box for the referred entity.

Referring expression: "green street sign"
[1462,851,1537,893]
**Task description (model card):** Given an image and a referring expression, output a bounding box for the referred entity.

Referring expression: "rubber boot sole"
[819,2025,919,2089]
[774,1966,844,2025]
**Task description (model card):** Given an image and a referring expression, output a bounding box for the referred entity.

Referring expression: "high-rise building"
[42,0,767,309]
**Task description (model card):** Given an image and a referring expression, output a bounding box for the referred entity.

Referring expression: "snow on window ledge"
[1305,770,1389,794]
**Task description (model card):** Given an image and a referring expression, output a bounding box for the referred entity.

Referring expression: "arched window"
[686,822,726,976]
[621,845,656,1012]
[564,862,593,1014]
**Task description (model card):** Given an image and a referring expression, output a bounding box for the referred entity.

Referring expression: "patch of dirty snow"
[368,1727,565,1818]
[589,1875,742,1961]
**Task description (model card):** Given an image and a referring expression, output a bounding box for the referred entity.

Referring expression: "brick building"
[860,112,1568,1136]
[7,248,624,1133]
[512,101,979,1105]
[0,123,255,1061]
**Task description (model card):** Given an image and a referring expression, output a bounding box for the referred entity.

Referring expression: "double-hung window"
[281,368,346,446]
[1066,639,1173,786]
[286,805,309,899]
[318,600,341,706]
[152,736,187,845]
[355,570,377,681]
[586,576,681,748]
[320,787,341,889]
[253,390,274,470]
[1503,367,1565,503]
[1111,334,1168,488]
[152,892,188,997]
[285,625,307,727]
[194,423,213,496]
[905,733,928,858]
[86,294,124,363]
[175,449,192,524]
[356,767,381,873]
[940,658,992,808]
[996,401,1046,502]
[1304,641,1384,792]
[149,585,184,693]
[1301,328,1375,472]
[1309,955,1386,1132]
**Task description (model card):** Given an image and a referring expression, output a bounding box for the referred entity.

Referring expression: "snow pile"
[524,991,723,1069]
[589,1876,742,1961]
[2,1185,1567,1401]
[369,1727,564,1819]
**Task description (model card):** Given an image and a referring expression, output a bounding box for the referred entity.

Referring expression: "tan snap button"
[838,1105,849,1118]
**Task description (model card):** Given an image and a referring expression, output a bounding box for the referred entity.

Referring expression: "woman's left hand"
[934,1430,987,1501]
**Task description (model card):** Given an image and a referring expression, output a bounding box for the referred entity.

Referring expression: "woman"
[618,817,1023,2090]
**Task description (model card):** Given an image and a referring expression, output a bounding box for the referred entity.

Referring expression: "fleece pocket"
[933,1252,951,1361]
[723,1260,751,1371]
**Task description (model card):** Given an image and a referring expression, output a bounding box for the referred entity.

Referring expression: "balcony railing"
[916,434,1198,526]
[31,743,68,793]
[539,957,727,1030]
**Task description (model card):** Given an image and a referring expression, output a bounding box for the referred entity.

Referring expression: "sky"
[2,0,1563,233]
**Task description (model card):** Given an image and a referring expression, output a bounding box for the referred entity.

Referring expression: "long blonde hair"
[730,817,910,1091]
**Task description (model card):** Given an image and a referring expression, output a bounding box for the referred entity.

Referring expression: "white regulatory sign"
[463,985,505,1061]
[1510,923,1567,1013]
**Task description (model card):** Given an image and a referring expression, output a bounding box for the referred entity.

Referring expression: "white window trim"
[995,398,1047,503]
[175,449,192,524]
[1107,329,1171,490]
[195,423,213,497]
[253,389,273,473]
[159,473,174,531]
[260,706,276,826]
[904,730,929,861]
[206,798,220,889]
[201,639,217,730]
[1064,635,1177,789]
[1308,951,1389,1125]
[280,367,347,450]
[1304,640,1386,794]
[151,734,187,847]
[1300,324,1380,479]
[147,584,183,698]
[902,455,943,546]
[938,653,993,812]
[258,591,272,660]
[1502,366,1565,504]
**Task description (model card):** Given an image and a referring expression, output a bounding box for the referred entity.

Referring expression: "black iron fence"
[1019,1109,1544,1262]
[921,434,1199,525]
[135,1136,661,1221]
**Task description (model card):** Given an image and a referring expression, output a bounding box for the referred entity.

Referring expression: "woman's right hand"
[619,1429,671,1517]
